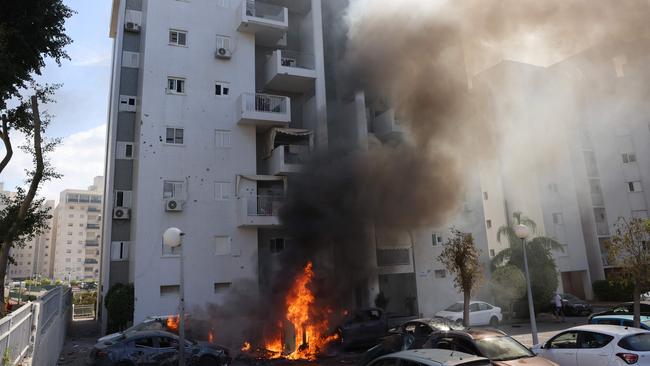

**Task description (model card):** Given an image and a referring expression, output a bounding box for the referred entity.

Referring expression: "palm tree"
[491,212,564,268]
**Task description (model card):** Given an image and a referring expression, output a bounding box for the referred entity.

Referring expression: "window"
[376,248,410,266]
[165,127,184,144]
[470,303,480,312]
[116,142,134,159]
[135,337,155,348]
[269,238,285,254]
[553,213,564,225]
[119,95,137,112]
[79,223,84,227]
[434,269,446,278]
[67,240,72,245]
[431,233,442,246]
[486,219,492,229]
[214,282,231,294]
[215,236,231,255]
[215,130,232,148]
[169,29,187,46]
[163,181,185,199]
[110,241,129,261]
[215,82,230,97]
[633,210,649,219]
[158,337,176,348]
[549,332,578,349]
[578,331,613,349]
[214,182,231,200]
[622,153,637,164]
[67,223,73,227]
[628,181,643,192]
[67,231,73,235]
[160,285,180,297]
[618,333,650,352]
[114,190,133,208]
[167,77,186,94]
[68,214,74,218]
[489,249,495,257]
[122,51,140,68]
[65,258,71,263]
[483,192,488,200]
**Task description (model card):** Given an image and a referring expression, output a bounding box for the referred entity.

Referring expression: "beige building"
[52,177,104,281]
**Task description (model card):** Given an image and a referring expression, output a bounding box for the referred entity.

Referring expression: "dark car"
[339,308,389,349]
[553,293,592,316]
[588,301,650,321]
[89,330,230,366]
[425,329,557,366]
[359,318,462,366]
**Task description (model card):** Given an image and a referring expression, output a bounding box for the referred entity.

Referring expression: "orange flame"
[166,315,180,332]
[241,341,252,352]
[264,338,283,358]
[208,330,215,343]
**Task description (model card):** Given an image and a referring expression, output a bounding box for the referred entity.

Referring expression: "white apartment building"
[103,0,328,329]
[52,177,104,281]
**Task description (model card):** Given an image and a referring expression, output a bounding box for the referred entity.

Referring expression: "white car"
[435,301,502,326]
[367,349,490,366]
[532,324,650,366]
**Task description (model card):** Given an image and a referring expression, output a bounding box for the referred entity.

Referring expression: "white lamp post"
[514,224,538,345]
[163,227,186,366]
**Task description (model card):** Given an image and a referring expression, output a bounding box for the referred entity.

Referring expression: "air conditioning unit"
[215,47,232,60]
[165,199,184,212]
[113,207,131,220]
[125,22,141,32]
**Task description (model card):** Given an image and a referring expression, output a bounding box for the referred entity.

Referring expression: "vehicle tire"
[489,317,499,327]
[197,356,220,366]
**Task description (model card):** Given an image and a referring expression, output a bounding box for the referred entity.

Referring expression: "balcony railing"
[278,50,315,70]
[86,223,100,229]
[245,93,287,114]
[247,195,285,216]
[85,240,99,247]
[87,207,101,213]
[84,258,98,265]
[245,0,286,22]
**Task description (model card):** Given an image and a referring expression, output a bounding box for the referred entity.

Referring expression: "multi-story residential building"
[52,176,104,281]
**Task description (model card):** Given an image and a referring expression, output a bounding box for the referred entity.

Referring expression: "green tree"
[437,228,483,327]
[605,218,650,328]
[105,283,135,333]
[489,264,526,319]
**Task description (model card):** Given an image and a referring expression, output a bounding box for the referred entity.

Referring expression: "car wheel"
[197,356,219,366]
[489,317,499,327]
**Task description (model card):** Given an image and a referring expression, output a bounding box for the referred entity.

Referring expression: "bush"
[593,280,634,301]
[105,283,134,333]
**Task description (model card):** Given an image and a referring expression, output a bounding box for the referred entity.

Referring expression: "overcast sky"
[1,0,112,202]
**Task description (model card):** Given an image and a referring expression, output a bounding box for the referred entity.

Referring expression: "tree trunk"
[0,96,44,316]
[463,290,471,327]
[0,118,12,175]
[634,282,641,328]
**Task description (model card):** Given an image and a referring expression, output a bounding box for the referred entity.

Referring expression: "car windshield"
[563,294,580,301]
[474,336,534,361]
[445,303,463,312]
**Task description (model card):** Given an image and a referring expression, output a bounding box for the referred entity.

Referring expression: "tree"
[605,218,650,328]
[105,283,135,333]
[489,264,526,319]
[437,228,483,327]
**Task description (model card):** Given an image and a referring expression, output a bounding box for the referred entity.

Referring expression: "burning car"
[88,330,231,366]
[338,308,389,349]
[98,315,214,344]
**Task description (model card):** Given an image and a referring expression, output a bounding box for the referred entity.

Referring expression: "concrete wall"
[32,287,72,366]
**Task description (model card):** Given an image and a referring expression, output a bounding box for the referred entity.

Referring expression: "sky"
[1,0,112,202]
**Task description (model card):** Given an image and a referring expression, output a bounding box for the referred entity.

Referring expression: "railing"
[85,240,99,247]
[278,50,315,70]
[243,93,288,114]
[245,0,286,22]
[247,195,285,216]
[0,302,34,365]
[87,223,100,229]
[84,258,98,264]
[87,207,101,213]
[72,304,95,320]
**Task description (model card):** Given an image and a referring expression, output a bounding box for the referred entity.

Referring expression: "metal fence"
[0,303,35,365]
[243,93,288,114]
[72,304,96,320]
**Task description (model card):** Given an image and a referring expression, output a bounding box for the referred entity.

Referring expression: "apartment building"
[103,0,328,328]
[52,177,104,281]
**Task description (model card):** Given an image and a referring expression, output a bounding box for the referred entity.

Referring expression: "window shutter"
[122,51,140,68]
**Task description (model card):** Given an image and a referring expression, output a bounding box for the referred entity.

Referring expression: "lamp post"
[514,224,538,345]
[163,227,186,366]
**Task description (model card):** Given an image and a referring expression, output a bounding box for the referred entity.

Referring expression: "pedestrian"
[554,293,565,322]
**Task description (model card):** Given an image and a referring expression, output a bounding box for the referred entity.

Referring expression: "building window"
[119,95,137,112]
[215,236,231,255]
[553,213,564,225]
[434,270,446,278]
[376,248,410,267]
[68,214,74,218]
[110,241,129,261]
[114,190,133,208]
[160,285,180,297]
[169,29,187,46]
[622,153,637,164]
[65,258,71,263]
[632,210,649,219]
[163,181,185,199]
[215,130,232,148]
[67,223,73,227]
[486,220,492,229]
[165,127,184,144]
[483,192,488,200]
[215,82,230,97]
[214,182,231,200]
[269,238,285,254]
[628,181,643,192]
[489,249,495,257]
[167,77,186,94]
[67,232,73,236]
[67,240,72,245]
[431,233,442,246]
[214,282,231,293]
[116,142,134,159]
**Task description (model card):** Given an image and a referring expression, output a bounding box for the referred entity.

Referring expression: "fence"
[0,302,35,365]
[72,304,96,320]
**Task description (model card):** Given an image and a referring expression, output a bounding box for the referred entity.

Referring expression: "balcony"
[87,223,100,230]
[265,145,309,175]
[237,195,284,227]
[84,258,98,265]
[237,0,288,47]
[87,207,101,213]
[85,240,99,247]
[264,50,316,93]
[236,93,291,129]
[373,109,403,142]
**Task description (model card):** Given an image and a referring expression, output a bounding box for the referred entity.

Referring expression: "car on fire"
[366,349,491,366]
[88,330,231,366]
[338,308,389,349]
[98,315,182,344]
[435,301,502,327]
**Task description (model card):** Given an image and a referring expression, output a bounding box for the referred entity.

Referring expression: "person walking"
[554,293,565,322]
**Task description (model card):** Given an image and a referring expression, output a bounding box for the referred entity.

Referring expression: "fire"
[264,338,283,358]
[208,330,215,343]
[166,315,180,332]
[241,342,252,352]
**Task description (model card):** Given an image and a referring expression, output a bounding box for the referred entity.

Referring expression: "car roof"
[125,330,178,338]
[592,315,650,321]
[376,349,488,366]
[441,328,507,339]
[564,324,650,336]
[406,318,462,330]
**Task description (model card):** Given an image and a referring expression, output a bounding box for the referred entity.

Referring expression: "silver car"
[367,349,490,366]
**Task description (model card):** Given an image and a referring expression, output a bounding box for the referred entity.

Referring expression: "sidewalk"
[56,319,99,365]
[499,314,590,346]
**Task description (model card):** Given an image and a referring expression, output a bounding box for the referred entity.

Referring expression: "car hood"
[435,311,459,319]
[97,332,122,343]
[492,356,558,366]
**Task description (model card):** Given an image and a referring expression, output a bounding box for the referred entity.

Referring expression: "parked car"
[532,324,650,366]
[338,308,389,349]
[435,301,502,326]
[425,329,558,366]
[366,349,490,366]
[88,330,231,366]
[551,293,592,316]
[97,314,207,344]
[360,318,463,365]
[590,315,650,330]
[589,301,650,321]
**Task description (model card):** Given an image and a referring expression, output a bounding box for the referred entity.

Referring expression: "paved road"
[495,314,591,346]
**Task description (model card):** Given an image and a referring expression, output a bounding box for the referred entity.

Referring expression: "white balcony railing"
[278,50,315,70]
[247,195,285,216]
[238,0,289,46]
[266,145,309,175]
[237,93,291,126]
[245,0,286,22]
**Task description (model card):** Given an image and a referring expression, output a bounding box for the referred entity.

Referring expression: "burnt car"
[338,308,389,349]
[88,330,231,366]
[359,318,462,366]
[98,315,212,344]
[551,293,592,316]
[588,301,650,321]
[425,329,557,366]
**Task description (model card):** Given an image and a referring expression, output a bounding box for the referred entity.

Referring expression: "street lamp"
[514,224,539,345]
[163,227,186,366]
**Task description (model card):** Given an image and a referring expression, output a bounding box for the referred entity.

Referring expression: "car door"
[469,303,481,326]
[366,309,387,339]
[478,303,493,325]
[539,331,579,366]
[153,336,180,365]
[129,336,159,365]
[411,324,433,348]
[576,331,614,366]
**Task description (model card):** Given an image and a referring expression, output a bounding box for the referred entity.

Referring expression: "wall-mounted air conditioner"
[165,199,184,212]
[113,207,130,220]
